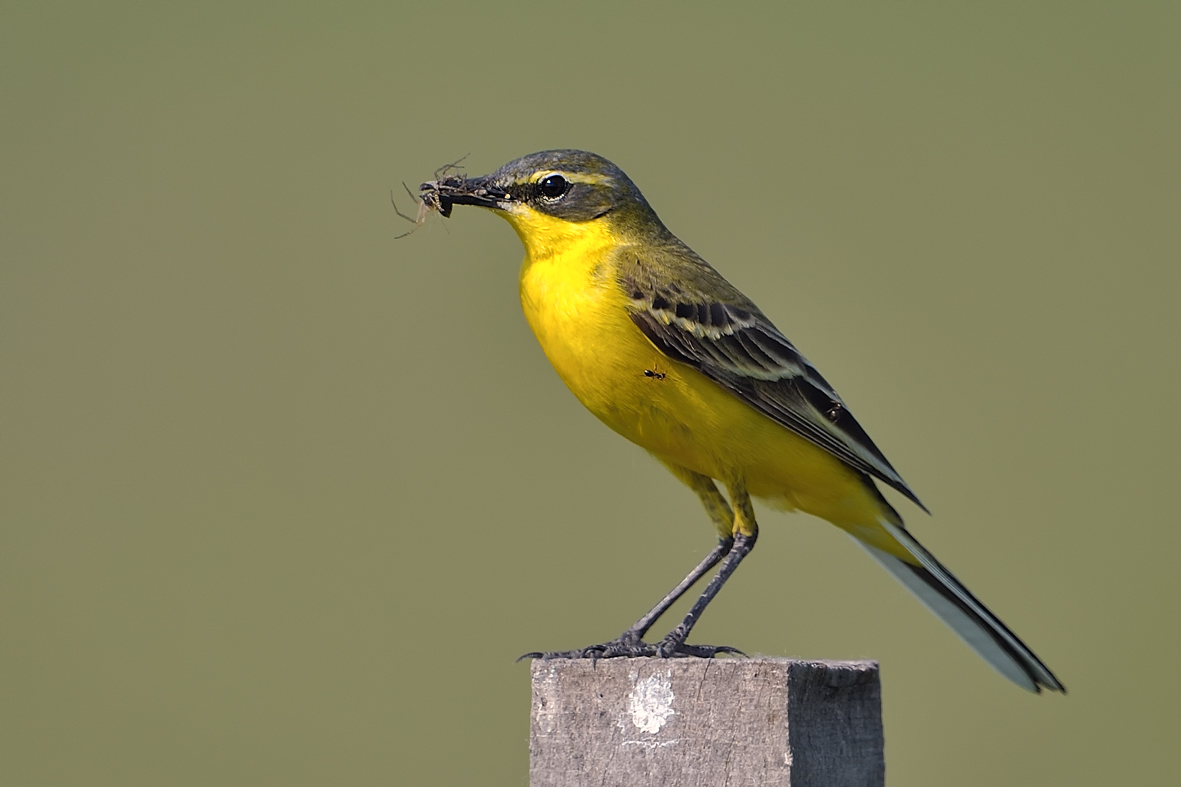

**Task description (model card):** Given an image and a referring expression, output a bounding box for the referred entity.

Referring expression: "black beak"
[419,174,509,218]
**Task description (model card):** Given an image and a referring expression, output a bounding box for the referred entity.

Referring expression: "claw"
[515,638,745,662]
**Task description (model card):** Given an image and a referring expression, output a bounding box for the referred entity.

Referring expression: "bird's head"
[418,149,662,258]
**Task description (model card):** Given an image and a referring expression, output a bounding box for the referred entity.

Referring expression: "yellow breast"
[515,220,662,438]
[505,210,884,531]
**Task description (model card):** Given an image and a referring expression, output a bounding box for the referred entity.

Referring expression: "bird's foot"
[517,632,745,662]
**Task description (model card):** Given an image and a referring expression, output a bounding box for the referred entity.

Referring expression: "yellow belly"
[517,245,887,532]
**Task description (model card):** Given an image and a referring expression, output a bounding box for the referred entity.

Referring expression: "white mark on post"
[627,670,675,734]
[622,739,680,749]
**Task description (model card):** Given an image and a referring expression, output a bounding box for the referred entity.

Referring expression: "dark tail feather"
[855,519,1065,693]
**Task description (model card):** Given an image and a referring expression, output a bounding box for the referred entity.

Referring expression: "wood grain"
[529,657,883,787]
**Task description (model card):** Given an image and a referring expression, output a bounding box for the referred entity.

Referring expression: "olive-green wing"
[618,248,925,510]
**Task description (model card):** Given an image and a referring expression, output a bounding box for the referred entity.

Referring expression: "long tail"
[855,519,1065,693]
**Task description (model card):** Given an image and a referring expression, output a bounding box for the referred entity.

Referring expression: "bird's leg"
[521,470,754,661]
[518,537,739,661]
[654,534,756,656]
[619,468,736,643]
[614,536,734,646]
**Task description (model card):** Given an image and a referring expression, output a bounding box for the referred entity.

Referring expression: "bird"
[411,149,1064,693]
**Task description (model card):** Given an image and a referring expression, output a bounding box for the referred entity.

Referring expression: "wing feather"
[619,248,925,510]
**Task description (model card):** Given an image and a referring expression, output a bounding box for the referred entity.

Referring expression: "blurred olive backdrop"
[2,2,1177,785]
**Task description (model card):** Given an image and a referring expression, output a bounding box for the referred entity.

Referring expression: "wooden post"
[530,658,883,787]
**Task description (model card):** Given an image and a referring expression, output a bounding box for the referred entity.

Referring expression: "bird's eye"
[538,174,569,199]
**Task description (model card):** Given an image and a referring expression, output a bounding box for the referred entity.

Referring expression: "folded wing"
[618,248,924,510]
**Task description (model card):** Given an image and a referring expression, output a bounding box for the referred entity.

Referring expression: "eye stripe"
[530,171,609,187]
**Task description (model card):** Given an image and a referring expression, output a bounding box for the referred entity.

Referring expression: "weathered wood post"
[530,658,883,787]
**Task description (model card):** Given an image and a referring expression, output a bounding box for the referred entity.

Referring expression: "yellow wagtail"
[414,149,1064,693]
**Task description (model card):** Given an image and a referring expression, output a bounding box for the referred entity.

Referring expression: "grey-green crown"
[491,149,660,225]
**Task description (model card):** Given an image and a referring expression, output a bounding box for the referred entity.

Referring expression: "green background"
[3,2,1177,784]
